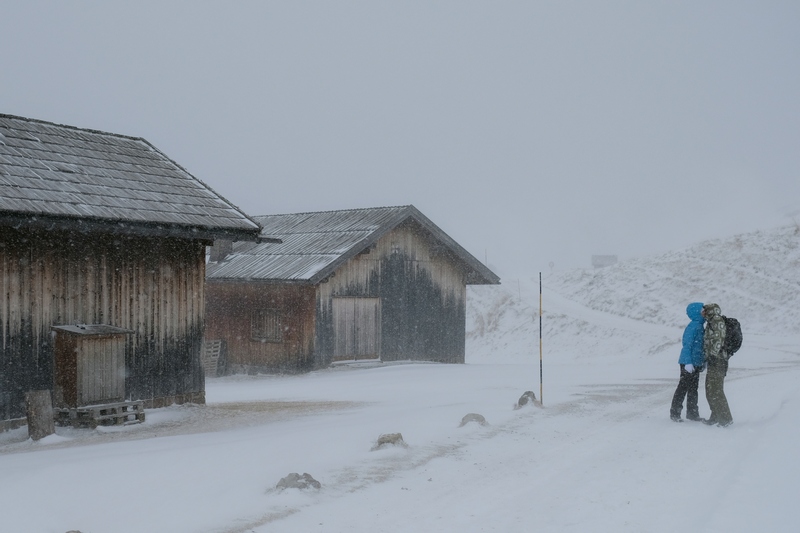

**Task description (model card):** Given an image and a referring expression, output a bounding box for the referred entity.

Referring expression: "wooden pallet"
[56,401,145,429]
[203,339,223,378]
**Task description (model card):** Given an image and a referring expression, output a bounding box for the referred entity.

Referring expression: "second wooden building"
[205,205,500,373]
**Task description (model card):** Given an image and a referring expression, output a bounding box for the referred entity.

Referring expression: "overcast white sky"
[2,1,798,277]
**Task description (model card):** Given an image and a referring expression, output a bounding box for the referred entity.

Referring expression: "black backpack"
[723,316,742,356]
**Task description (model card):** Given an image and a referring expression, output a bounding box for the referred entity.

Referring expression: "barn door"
[332,297,381,361]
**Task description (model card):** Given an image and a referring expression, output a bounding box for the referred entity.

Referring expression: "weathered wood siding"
[316,221,466,366]
[331,297,381,360]
[53,332,127,407]
[0,227,206,421]
[204,283,316,373]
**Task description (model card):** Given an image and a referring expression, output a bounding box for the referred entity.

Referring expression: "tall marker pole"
[539,272,543,405]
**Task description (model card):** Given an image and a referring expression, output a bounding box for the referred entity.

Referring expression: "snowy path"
[232,348,800,533]
[1,336,797,532]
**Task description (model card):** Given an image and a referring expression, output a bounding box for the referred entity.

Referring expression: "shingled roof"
[0,114,261,241]
[206,205,500,285]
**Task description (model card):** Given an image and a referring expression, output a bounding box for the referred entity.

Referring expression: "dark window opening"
[251,308,282,343]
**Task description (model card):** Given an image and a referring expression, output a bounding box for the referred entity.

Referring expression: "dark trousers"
[706,363,733,425]
[671,364,700,419]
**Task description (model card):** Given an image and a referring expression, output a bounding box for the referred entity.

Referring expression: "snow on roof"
[0,114,260,240]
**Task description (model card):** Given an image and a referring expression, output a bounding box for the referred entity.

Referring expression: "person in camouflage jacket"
[703,303,733,427]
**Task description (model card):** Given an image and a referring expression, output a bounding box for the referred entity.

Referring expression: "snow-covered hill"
[467,223,800,364]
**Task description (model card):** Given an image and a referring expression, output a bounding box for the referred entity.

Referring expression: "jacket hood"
[686,302,705,322]
[703,303,721,319]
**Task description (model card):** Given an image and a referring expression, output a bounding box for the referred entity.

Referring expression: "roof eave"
[305,236,381,285]
[0,212,263,242]
[137,137,264,233]
[205,276,314,285]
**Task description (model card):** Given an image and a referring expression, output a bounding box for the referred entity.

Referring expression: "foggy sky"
[2,1,798,278]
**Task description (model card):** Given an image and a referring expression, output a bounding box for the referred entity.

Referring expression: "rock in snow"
[371,432,408,450]
[276,473,321,490]
[458,413,489,426]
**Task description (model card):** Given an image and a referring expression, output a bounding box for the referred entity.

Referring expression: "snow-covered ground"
[2,224,799,533]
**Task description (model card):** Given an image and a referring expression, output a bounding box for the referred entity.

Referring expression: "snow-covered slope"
[467,223,800,364]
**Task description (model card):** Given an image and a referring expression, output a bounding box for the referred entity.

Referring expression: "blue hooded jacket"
[678,302,705,367]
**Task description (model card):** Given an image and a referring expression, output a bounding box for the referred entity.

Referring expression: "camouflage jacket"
[703,303,727,364]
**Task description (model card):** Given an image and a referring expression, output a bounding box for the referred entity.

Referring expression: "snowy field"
[1,224,799,533]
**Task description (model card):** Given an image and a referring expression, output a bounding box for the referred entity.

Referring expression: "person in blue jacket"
[670,302,706,422]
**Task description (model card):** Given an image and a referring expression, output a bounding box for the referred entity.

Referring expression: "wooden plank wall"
[316,222,467,366]
[331,297,381,360]
[76,336,126,406]
[0,227,206,420]
[204,283,316,373]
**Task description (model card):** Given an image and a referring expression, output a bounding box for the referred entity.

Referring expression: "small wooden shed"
[51,324,132,408]
[0,114,262,427]
[205,205,500,373]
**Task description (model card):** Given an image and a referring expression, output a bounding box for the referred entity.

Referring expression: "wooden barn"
[0,114,261,427]
[205,206,500,373]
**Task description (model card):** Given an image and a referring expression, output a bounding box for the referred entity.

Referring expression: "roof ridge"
[252,205,413,218]
[0,113,144,143]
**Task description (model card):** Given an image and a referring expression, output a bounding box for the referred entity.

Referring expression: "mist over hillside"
[467,223,800,364]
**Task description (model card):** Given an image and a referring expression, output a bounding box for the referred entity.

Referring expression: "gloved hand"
[685,364,694,374]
